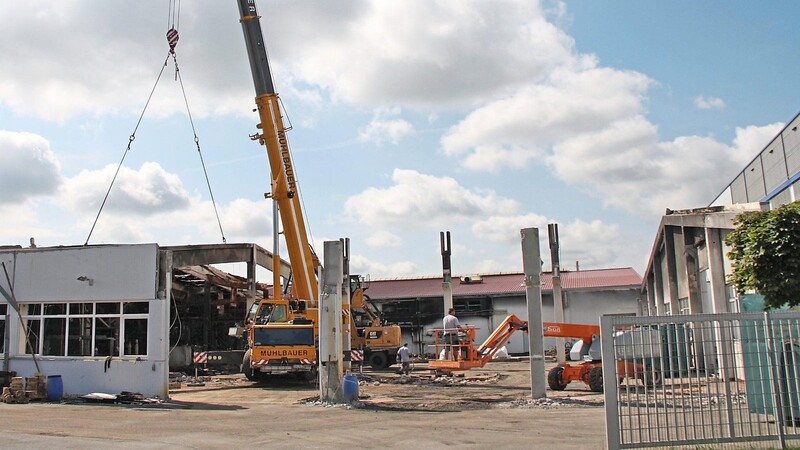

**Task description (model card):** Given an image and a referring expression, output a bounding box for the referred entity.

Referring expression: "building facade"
[643,110,800,316]
[365,268,642,356]
[0,242,287,398]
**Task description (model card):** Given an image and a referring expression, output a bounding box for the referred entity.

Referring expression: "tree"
[725,201,800,309]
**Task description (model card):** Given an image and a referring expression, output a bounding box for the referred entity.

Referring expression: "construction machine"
[429,315,660,392]
[236,0,399,380]
[349,276,402,370]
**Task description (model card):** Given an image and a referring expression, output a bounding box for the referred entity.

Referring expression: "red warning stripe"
[193,351,207,364]
[166,28,179,50]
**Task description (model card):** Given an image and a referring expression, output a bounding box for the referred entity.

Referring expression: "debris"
[79,391,160,405]
[1,375,47,404]
[81,392,118,402]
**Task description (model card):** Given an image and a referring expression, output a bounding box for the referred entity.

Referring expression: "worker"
[396,343,411,375]
[442,308,462,360]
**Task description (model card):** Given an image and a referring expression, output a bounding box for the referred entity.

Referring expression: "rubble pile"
[495,396,603,409]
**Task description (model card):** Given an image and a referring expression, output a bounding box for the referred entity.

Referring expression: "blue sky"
[1,1,798,279]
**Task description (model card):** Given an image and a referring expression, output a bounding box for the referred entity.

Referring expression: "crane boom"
[237,0,318,304]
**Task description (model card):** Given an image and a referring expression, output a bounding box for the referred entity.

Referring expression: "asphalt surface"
[0,361,609,449]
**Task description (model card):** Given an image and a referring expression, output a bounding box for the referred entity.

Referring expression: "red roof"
[365,267,642,300]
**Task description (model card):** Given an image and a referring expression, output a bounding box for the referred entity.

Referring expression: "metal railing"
[601,311,800,449]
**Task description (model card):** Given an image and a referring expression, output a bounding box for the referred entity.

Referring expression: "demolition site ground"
[0,360,608,449]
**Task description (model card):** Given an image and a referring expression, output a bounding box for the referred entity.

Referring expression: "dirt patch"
[294,359,606,412]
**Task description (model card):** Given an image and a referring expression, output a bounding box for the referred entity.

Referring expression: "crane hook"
[166,28,179,54]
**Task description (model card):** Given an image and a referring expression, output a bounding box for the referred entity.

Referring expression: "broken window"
[22,318,40,355]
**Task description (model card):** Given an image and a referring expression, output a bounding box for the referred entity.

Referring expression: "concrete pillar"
[246,244,258,312]
[653,253,666,316]
[161,250,172,400]
[341,238,352,373]
[521,228,545,399]
[706,227,735,379]
[440,231,453,313]
[548,224,565,364]
[319,241,343,403]
[706,228,730,314]
[646,274,657,317]
[683,227,709,370]
[683,228,703,315]
[664,227,681,315]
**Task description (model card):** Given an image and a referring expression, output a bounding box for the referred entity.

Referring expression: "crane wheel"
[588,367,604,392]
[547,366,569,391]
[368,351,389,370]
[242,349,257,382]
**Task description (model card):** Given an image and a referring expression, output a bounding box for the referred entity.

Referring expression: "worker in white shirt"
[396,343,411,375]
[442,308,463,360]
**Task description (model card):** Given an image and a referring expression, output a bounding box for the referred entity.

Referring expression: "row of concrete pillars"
[318,227,552,402]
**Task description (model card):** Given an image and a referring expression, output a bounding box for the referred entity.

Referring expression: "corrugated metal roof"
[365,267,642,300]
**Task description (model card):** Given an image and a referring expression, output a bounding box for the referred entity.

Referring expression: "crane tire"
[547,366,569,391]
[368,351,389,370]
[242,349,257,382]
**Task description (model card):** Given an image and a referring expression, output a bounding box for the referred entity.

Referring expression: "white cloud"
[358,112,414,146]
[0,131,62,203]
[0,1,252,122]
[731,123,785,164]
[268,0,580,110]
[349,254,417,278]
[60,162,191,216]
[472,214,550,244]
[366,231,402,248]
[694,96,725,110]
[548,119,785,215]
[441,66,652,172]
[344,169,519,228]
[558,219,631,270]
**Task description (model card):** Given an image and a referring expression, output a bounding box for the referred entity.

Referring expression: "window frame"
[19,300,150,358]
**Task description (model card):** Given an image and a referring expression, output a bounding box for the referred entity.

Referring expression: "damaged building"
[0,243,287,399]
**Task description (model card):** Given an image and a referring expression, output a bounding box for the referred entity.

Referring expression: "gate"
[601,311,800,449]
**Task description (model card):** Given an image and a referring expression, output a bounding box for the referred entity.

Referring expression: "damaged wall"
[0,244,169,399]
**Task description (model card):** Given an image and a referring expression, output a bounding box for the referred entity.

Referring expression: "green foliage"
[725,201,800,309]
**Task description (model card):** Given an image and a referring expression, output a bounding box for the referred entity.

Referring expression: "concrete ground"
[0,360,609,449]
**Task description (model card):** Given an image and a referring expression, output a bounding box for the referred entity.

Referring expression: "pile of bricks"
[1,375,47,404]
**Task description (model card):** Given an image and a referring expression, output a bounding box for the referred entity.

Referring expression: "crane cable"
[86,4,227,245]
[85,54,170,246]
[172,51,227,243]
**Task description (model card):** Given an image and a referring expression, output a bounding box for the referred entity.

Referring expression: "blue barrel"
[46,375,63,402]
[342,374,359,402]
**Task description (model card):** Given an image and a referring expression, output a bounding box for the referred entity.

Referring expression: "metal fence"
[601,311,800,449]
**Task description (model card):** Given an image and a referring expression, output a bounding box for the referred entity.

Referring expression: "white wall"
[0,244,169,399]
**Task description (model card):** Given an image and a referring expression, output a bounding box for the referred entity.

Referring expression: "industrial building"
[641,111,800,315]
[365,268,643,355]
[0,243,287,399]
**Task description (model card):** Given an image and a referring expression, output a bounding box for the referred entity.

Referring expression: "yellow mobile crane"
[237,0,320,380]
[236,0,400,380]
